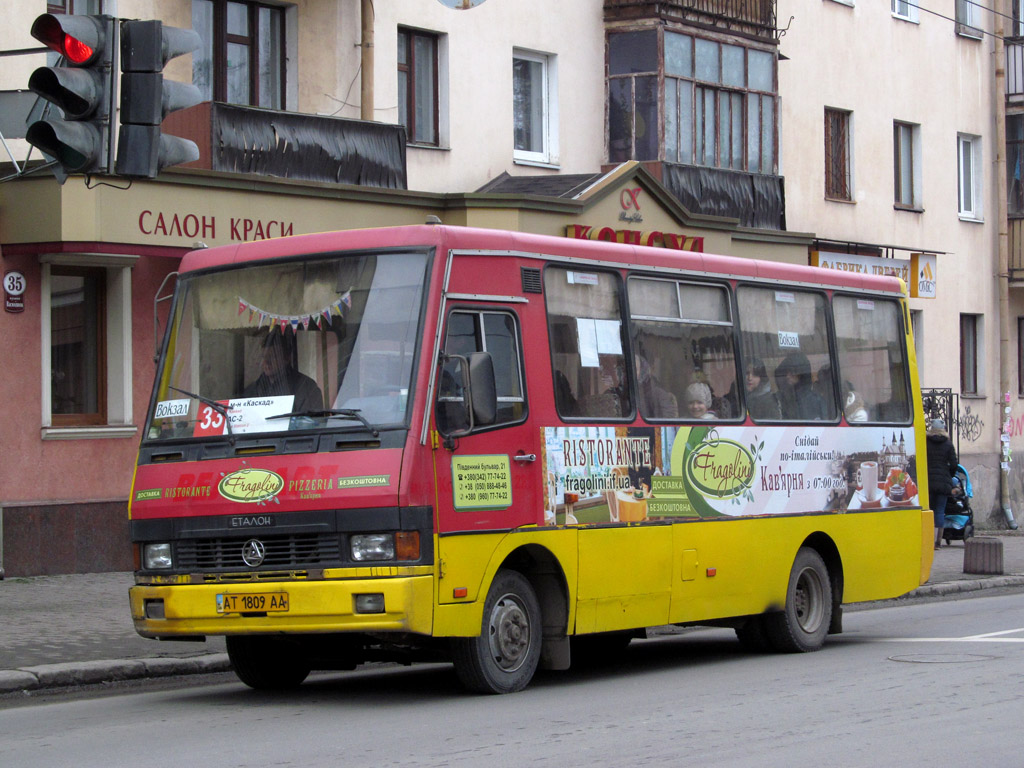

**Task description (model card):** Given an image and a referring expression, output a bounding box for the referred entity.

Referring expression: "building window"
[956,0,982,36]
[192,0,286,109]
[1015,0,1024,36]
[892,0,919,22]
[398,28,439,146]
[825,108,852,201]
[46,0,103,13]
[1008,116,1024,215]
[911,309,923,364]
[50,267,106,425]
[961,313,980,395]
[1018,317,1024,396]
[958,133,983,220]
[608,29,776,174]
[513,50,557,165]
[894,121,921,209]
[42,259,135,437]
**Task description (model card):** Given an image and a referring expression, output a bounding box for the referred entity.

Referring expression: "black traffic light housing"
[26,14,117,177]
[115,19,203,179]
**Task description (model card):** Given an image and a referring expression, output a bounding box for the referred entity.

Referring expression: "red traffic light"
[31,14,105,66]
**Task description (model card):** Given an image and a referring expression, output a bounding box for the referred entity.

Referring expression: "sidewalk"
[2,531,1023,695]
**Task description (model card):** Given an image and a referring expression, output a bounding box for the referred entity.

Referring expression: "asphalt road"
[2,592,1022,768]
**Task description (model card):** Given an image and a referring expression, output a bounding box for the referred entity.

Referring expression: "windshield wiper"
[167,385,235,444]
[267,408,379,437]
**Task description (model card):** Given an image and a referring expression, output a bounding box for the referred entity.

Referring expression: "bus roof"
[178,225,906,295]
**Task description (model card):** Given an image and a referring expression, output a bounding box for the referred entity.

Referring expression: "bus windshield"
[145,250,429,442]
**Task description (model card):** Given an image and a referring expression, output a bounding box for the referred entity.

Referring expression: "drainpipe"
[995,7,1019,529]
[360,0,374,121]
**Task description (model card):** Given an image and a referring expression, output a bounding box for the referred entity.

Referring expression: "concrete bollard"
[963,537,1004,575]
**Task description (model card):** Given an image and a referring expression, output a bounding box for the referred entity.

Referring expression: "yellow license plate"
[216,592,289,614]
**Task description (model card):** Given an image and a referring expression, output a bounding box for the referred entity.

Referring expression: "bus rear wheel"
[451,569,542,694]
[226,635,311,690]
[764,548,832,653]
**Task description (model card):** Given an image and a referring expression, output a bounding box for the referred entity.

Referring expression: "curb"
[0,653,231,694]
[904,575,1024,599]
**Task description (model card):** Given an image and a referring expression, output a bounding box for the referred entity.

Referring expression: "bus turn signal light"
[396,531,420,560]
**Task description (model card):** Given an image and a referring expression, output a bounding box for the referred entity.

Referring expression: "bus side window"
[627,277,738,421]
[833,296,911,423]
[737,286,838,422]
[544,267,631,420]
[437,309,526,432]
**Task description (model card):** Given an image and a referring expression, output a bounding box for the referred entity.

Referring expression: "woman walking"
[926,418,958,549]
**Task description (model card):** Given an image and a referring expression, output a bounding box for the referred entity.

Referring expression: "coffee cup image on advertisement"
[857,461,880,502]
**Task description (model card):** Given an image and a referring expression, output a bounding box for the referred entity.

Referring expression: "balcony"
[1010,218,1024,282]
[604,0,777,39]
[161,102,408,189]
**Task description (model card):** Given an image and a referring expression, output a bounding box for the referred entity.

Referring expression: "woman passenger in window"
[744,358,781,420]
[636,355,678,418]
[774,352,827,420]
[685,382,717,420]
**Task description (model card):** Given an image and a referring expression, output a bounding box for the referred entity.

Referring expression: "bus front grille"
[177,533,342,570]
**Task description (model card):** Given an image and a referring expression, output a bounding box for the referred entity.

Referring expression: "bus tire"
[764,548,832,653]
[226,635,311,690]
[451,569,542,694]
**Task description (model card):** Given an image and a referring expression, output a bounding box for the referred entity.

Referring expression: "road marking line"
[961,627,1024,640]
[882,637,1024,643]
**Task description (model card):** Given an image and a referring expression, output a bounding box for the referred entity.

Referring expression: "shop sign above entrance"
[565,225,704,253]
[4,270,25,313]
[811,251,937,299]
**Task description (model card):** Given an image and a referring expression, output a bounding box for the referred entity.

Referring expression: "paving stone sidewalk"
[2,531,1022,694]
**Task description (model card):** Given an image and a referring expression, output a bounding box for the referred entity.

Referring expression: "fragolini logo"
[218,468,284,503]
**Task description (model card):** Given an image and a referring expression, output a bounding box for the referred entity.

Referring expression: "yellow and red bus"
[129,225,933,693]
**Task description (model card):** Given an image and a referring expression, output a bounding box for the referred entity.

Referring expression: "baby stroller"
[943,464,974,545]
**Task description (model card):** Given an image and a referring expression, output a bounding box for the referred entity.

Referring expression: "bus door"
[432,306,541,542]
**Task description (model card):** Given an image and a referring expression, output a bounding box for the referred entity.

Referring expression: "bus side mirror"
[435,352,496,445]
[468,352,496,427]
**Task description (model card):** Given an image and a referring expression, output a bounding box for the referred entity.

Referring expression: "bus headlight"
[350,533,395,561]
[143,542,173,569]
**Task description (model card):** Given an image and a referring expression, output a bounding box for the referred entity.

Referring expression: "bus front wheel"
[451,569,542,694]
[764,548,832,653]
[226,635,311,690]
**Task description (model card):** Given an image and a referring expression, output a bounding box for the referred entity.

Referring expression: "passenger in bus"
[843,384,869,422]
[774,352,827,420]
[244,332,323,412]
[685,381,717,420]
[582,356,629,417]
[636,355,678,418]
[744,357,781,420]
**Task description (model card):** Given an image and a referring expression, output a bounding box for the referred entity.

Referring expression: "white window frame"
[40,254,137,440]
[958,133,983,221]
[513,49,558,167]
[894,120,922,210]
[892,0,919,23]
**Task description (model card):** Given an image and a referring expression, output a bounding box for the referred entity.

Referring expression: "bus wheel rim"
[794,567,825,633]
[488,593,530,672]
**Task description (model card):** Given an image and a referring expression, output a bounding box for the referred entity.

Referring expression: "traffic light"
[26,14,117,177]
[115,19,202,179]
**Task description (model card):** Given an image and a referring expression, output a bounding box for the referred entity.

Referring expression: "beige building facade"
[1,0,1020,574]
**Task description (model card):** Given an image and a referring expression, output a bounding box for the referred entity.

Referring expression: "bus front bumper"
[129,575,434,638]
